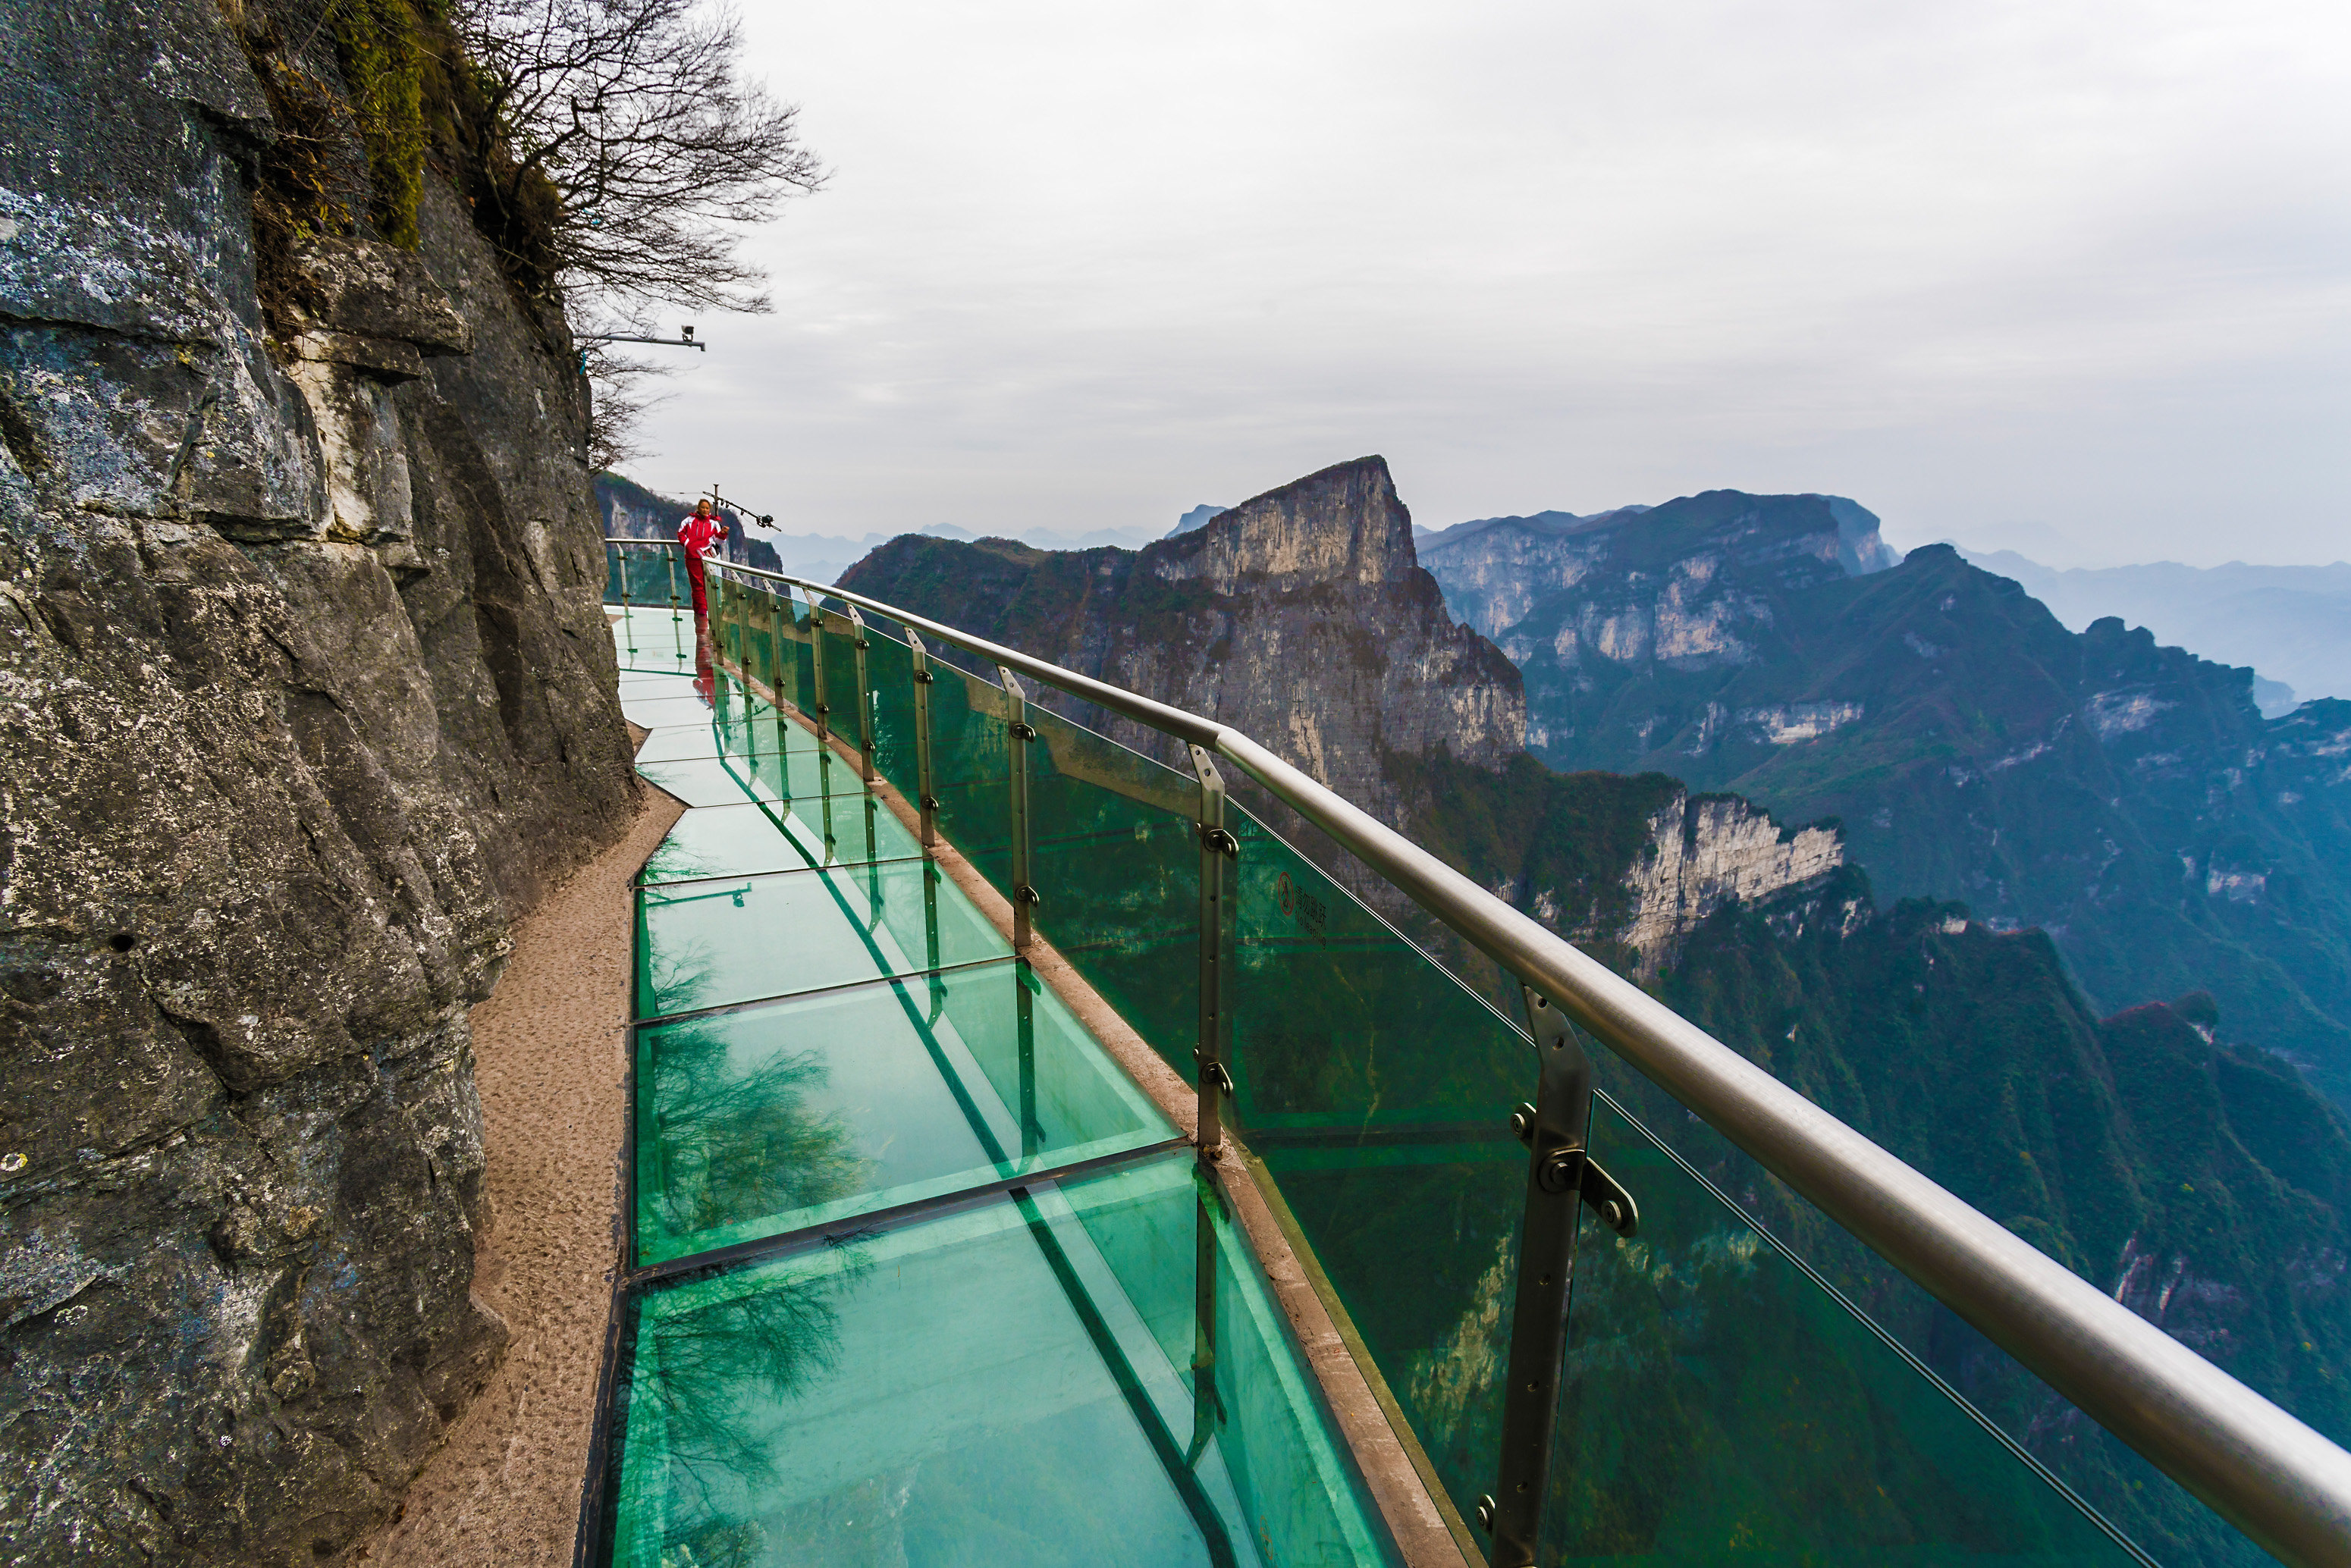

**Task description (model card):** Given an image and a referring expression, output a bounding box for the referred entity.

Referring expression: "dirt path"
[358,781,682,1566]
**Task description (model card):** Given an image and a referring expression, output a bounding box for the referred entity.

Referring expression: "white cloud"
[620,0,2351,566]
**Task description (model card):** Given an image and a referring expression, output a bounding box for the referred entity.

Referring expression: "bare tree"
[578,318,675,471]
[453,0,825,312]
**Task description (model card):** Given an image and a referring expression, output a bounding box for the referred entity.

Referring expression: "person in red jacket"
[676,497,730,619]
[677,498,730,701]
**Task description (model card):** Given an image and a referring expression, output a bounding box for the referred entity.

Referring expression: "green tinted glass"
[635,858,1009,1020]
[601,1152,1393,1567]
[632,962,1175,1265]
[924,657,1016,892]
[862,625,922,804]
[639,798,924,885]
[1541,1095,2139,1566]
[612,604,695,676]
[606,544,687,610]
[1023,703,1201,1065]
[1229,808,1532,1131]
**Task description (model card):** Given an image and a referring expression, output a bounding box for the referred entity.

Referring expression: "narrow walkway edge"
[358,785,685,1567]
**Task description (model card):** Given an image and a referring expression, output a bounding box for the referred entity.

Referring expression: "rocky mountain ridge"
[841,456,1527,822]
[1421,495,2351,1106]
[2,2,636,1560]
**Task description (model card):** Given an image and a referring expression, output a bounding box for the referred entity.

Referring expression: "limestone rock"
[0,1,637,1560]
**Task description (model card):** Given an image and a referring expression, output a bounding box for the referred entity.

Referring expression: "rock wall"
[0,2,637,1561]
[1615,793,1844,972]
[1420,491,1895,647]
[840,455,1524,821]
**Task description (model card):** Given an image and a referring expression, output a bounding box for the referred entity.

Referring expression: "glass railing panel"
[1210,808,1535,1535]
[597,1150,1395,1567]
[1228,808,1533,1130]
[1540,1094,2142,1566]
[632,961,1176,1265]
[924,657,1017,892]
[639,798,925,885]
[606,543,689,613]
[1581,1045,2243,1567]
[860,627,921,802]
[634,858,1010,1020]
[814,601,865,747]
[1024,703,1202,1062]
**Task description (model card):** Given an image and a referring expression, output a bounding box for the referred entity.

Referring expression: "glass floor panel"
[636,857,1011,1019]
[635,749,881,809]
[632,961,1176,1263]
[639,798,926,885]
[598,1152,1395,1567]
[623,695,727,732]
[636,724,851,782]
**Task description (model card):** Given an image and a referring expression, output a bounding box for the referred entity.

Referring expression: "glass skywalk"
[588,552,2351,1568]
[594,606,1395,1567]
[667,566,2178,1566]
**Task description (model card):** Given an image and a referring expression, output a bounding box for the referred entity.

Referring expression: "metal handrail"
[607,536,2351,1567]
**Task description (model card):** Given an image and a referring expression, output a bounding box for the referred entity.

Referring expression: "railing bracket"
[1514,1102,1639,1237]
[1580,1156,1639,1237]
[1191,1049,1234,1096]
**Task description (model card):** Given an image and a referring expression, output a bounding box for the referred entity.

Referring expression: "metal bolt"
[1475,1494,1496,1532]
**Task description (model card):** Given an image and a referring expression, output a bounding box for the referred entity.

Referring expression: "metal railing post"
[844,604,877,783]
[617,544,636,655]
[906,629,939,851]
[1017,966,1038,1159]
[1482,988,1596,1565]
[1188,744,1236,1156]
[806,591,831,745]
[999,666,1037,952]
[664,548,684,666]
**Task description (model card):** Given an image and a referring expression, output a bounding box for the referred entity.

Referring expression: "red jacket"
[677,513,729,557]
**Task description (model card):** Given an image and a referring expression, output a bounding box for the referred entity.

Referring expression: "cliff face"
[840,456,1525,820]
[1421,491,1896,685]
[1,3,636,1562]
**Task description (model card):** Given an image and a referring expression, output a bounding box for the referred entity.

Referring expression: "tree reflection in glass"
[645,1014,866,1244]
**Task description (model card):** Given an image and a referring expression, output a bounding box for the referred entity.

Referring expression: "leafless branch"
[453,0,824,312]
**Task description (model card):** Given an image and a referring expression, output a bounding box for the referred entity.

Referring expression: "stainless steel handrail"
[608,537,2351,1566]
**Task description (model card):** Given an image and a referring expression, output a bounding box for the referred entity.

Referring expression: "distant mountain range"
[1420,494,2351,1110]
[1956,550,2351,714]
[594,472,1166,583]
[830,463,2351,1566]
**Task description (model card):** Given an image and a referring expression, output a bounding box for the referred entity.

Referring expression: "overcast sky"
[619,0,2349,567]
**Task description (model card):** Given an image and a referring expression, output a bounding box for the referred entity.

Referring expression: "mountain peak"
[1148,454,1415,591]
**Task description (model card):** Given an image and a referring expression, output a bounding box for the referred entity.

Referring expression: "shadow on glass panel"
[634,858,1009,1020]
[639,798,925,886]
[633,964,1175,1265]
[599,1152,1395,1568]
